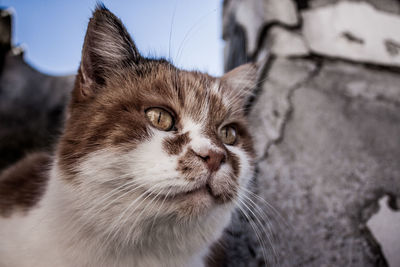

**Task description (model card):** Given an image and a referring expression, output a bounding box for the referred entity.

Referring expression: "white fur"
[226,145,254,201]
[0,165,233,267]
[183,119,224,156]
[0,105,253,267]
[210,80,221,95]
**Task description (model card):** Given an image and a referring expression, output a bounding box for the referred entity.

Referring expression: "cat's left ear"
[77,4,141,99]
[220,63,260,110]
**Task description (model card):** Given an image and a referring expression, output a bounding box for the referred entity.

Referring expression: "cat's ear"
[220,63,259,110]
[78,4,141,99]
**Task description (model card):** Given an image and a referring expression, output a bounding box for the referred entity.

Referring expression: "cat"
[0,4,258,267]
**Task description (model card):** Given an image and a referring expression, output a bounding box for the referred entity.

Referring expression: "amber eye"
[219,125,237,145]
[145,108,174,131]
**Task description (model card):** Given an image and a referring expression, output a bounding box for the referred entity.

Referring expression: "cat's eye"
[145,107,174,131]
[219,125,237,145]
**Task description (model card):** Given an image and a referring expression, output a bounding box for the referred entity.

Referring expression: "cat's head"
[57,4,257,248]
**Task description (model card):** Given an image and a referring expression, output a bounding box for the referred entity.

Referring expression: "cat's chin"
[162,186,228,218]
[169,185,212,201]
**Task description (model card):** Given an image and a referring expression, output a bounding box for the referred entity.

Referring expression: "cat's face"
[57,5,257,247]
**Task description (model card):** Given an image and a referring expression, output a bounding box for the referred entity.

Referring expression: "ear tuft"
[220,63,260,109]
[78,4,141,98]
[94,2,107,12]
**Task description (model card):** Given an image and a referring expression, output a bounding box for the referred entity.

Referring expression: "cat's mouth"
[175,184,213,198]
[163,183,213,200]
[142,173,236,205]
[155,182,233,204]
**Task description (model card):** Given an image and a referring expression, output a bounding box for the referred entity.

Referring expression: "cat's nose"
[196,149,226,172]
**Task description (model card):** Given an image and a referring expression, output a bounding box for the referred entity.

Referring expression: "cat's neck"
[19,163,218,267]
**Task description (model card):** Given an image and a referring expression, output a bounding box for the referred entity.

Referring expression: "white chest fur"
[0,172,231,267]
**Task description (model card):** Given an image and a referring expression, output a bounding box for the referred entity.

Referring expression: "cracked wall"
[222,0,400,266]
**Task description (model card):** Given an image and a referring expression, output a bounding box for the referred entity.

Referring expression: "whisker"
[106,181,167,246]
[101,183,160,248]
[123,188,166,246]
[236,197,279,265]
[82,180,145,223]
[175,7,218,66]
[150,186,173,232]
[168,0,178,62]
[234,199,269,265]
[239,191,284,242]
[241,186,292,230]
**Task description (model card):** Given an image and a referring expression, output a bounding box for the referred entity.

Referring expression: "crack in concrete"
[251,21,303,61]
[258,58,323,161]
[291,55,400,107]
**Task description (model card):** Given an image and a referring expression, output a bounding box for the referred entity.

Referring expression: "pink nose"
[195,149,226,172]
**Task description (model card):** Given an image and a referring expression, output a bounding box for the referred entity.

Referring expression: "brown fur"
[0,152,51,217]
[60,61,255,182]
[0,6,258,266]
[163,132,191,155]
[205,239,228,267]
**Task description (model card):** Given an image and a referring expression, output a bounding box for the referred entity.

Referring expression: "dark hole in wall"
[294,0,309,10]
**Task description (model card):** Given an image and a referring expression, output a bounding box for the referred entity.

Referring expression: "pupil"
[157,112,161,124]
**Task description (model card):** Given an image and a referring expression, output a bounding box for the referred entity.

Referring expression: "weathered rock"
[265,26,309,57]
[223,0,400,264]
[249,58,316,159]
[302,1,400,67]
[218,57,400,266]
[223,20,248,71]
[309,0,400,14]
[250,58,400,266]
[223,0,249,71]
[368,196,400,267]
[223,0,299,57]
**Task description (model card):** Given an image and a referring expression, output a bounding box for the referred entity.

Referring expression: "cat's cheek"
[126,129,183,183]
[226,146,254,190]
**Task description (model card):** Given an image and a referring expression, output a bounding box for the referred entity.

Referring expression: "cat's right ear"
[220,63,260,110]
[77,4,141,100]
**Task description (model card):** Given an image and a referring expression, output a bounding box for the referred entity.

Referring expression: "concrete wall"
[222,0,400,266]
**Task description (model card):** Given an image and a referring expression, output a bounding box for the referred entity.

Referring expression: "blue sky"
[0,0,224,76]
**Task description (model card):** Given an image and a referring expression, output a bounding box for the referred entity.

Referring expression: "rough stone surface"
[249,58,316,159]
[368,196,400,267]
[310,0,400,14]
[265,26,310,57]
[218,57,400,266]
[223,0,249,71]
[223,0,299,57]
[223,0,400,266]
[255,59,400,266]
[302,1,400,67]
